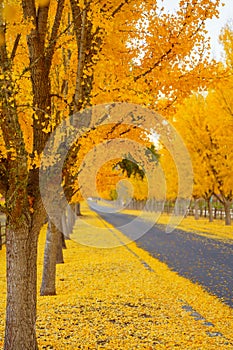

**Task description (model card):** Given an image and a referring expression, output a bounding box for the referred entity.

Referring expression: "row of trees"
[0,0,227,349]
[122,197,232,221]
[169,25,233,225]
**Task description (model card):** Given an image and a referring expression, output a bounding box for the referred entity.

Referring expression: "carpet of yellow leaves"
[0,205,233,349]
[158,215,233,241]
[124,209,233,242]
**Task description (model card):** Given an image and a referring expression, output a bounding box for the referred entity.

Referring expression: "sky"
[157,0,233,61]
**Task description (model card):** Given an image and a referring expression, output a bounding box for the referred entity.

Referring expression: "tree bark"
[67,204,75,234]
[4,219,40,350]
[208,198,214,223]
[0,0,65,347]
[214,194,232,226]
[224,200,231,226]
[194,198,200,220]
[61,211,70,239]
[61,231,67,249]
[75,202,82,216]
[56,230,64,264]
[40,220,60,296]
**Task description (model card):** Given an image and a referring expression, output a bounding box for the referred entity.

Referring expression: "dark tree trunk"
[214,206,217,219]
[56,231,64,264]
[40,220,60,296]
[61,232,67,249]
[75,202,82,216]
[4,219,39,350]
[224,201,231,226]
[208,198,214,223]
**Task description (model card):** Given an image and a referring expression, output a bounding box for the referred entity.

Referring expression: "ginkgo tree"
[0,1,66,349]
[205,85,233,225]
[173,94,215,219]
[172,23,233,225]
[0,0,223,349]
[92,0,222,112]
[173,87,233,225]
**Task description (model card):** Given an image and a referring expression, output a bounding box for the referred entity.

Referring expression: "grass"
[0,205,233,348]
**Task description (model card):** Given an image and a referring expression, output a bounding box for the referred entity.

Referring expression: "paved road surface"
[93,207,233,308]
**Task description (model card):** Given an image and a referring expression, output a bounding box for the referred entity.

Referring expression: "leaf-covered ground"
[123,209,233,242]
[1,206,233,349]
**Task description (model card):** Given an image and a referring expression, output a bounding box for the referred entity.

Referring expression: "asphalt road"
[94,208,233,308]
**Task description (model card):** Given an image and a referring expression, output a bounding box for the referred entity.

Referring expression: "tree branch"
[19,8,78,79]
[0,2,9,69]
[21,0,37,26]
[45,0,65,70]
[134,47,173,82]
[37,4,50,48]
[111,0,130,18]
[10,34,21,61]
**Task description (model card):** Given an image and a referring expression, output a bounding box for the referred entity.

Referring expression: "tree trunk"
[75,202,82,216]
[61,232,67,249]
[224,201,231,226]
[56,231,64,264]
[174,201,180,216]
[40,220,60,296]
[67,204,75,234]
[61,211,70,239]
[208,198,214,223]
[4,220,39,350]
[214,206,217,219]
[194,198,199,220]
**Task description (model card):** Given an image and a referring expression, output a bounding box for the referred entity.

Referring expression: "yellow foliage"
[67,123,153,202]
[173,86,233,202]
